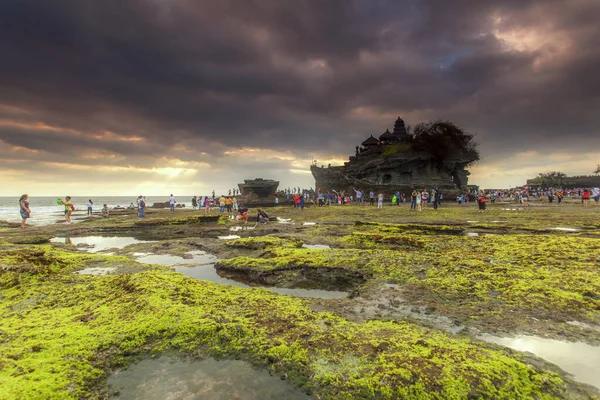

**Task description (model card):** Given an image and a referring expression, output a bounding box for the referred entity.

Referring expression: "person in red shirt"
[477,194,487,212]
[582,189,590,207]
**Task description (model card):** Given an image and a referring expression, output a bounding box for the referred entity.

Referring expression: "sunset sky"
[1,0,599,196]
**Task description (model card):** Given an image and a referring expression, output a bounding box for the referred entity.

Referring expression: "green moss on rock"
[0,245,594,399]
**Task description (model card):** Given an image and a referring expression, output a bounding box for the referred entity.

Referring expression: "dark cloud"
[0,0,599,168]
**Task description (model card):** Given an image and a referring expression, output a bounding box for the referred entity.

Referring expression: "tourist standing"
[432,189,439,210]
[416,191,422,211]
[87,199,93,217]
[582,189,590,207]
[556,189,564,204]
[218,195,226,213]
[353,188,364,205]
[592,187,600,206]
[137,195,146,219]
[204,196,211,215]
[102,204,109,218]
[192,196,198,210]
[60,196,73,223]
[300,195,305,210]
[477,194,487,212]
[233,197,238,211]
[169,194,176,212]
[19,194,31,228]
[369,191,375,206]
[225,197,233,214]
[521,191,529,206]
[377,192,384,209]
[421,189,429,209]
[410,189,417,211]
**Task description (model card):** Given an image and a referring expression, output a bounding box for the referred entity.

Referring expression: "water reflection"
[479,334,600,389]
[135,251,218,266]
[302,244,331,249]
[50,236,153,253]
[107,357,311,400]
[464,232,496,237]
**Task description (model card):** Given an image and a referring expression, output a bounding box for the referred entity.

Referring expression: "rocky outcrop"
[238,178,279,197]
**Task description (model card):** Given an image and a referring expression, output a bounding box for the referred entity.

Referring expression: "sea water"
[0,196,204,226]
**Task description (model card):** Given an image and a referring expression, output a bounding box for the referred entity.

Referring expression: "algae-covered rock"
[5,235,55,245]
[1,244,596,399]
[225,236,303,250]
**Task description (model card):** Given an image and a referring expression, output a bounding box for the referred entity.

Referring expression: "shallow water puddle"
[479,334,600,389]
[229,226,255,232]
[464,232,496,237]
[175,265,348,299]
[552,227,580,232]
[107,357,310,400]
[303,222,316,226]
[77,267,116,275]
[277,217,293,224]
[50,236,154,253]
[302,244,331,249]
[135,250,218,266]
[218,235,241,240]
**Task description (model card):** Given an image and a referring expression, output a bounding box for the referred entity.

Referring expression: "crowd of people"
[15,185,600,228]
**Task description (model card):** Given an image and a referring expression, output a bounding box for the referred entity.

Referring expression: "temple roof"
[393,116,409,138]
[362,135,379,146]
[379,129,395,141]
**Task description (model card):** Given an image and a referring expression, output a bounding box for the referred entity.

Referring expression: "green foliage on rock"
[225,236,303,250]
[219,227,600,329]
[1,243,592,399]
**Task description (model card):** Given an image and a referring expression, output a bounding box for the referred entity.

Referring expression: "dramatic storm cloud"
[1,0,599,195]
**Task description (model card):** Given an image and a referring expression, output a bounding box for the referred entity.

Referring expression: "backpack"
[140,200,146,208]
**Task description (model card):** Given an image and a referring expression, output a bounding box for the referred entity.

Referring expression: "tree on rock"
[411,121,480,168]
[536,171,567,187]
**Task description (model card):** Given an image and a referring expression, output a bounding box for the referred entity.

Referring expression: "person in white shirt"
[353,188,364,205]
[592,187,600,205]
[169,194,176,212]
[87,199,93,218]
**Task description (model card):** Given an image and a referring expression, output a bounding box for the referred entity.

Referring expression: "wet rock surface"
[2,204,600,398]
